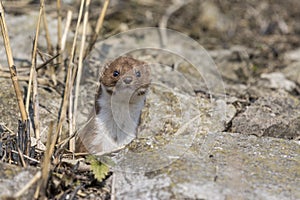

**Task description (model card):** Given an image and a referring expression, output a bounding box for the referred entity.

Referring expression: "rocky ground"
[0,0,299,199]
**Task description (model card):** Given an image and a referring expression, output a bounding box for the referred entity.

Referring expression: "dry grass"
[0,2,28,122]
[0,0,110,198]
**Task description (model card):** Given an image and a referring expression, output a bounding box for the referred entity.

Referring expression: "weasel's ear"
[98,63,110,82]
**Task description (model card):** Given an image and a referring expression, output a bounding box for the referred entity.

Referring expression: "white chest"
[91,85,146,152]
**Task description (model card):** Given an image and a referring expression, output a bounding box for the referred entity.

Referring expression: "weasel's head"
[99,56,151,99]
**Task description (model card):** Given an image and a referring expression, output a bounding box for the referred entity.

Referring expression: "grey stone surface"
[260,72,296,92]
[0,12,58,68]
[0,79,21,132]
[282,61,300,85]
[284,48,300,62]
[0,162,38,199]
[113,132,300,200]
[231,92,300,139]
[209,46,253,83]
[0,78,62,143]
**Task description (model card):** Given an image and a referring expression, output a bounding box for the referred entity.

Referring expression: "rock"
[260,72,296,92]
[0,79,21,132]
[199,1,232,33]
[282,61,300,85]
[111,132,300,200]
[231,92,300,139]
[106,84,234,173]
[36,86,62,143]
[0,78,62,143]
[284,48,300,62]
[0,12,50,67]
[0,162,38,199]
[209,46,253,83]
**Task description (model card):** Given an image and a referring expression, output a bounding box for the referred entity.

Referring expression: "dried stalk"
[55,0,85,142]
[11,149,40,164]
[56,0,62,69]
[25,0,44,140]
[36,53,60,71]
[68,69,74,151]
[71,0,91,151]
[42,3,53,55]
[35,122,57,198]
[56,129,77,150]
[111,173,116,200]
[0,2,28,121]
[42,1,57,86]
[17,147,27,167]
[84,0,110,59]
[33,64,40,140]
[17,117,31,156]
[0,123,16,136]
[61,10,73,51]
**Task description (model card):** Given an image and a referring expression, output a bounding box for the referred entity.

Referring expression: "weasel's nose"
[123,76,133,84]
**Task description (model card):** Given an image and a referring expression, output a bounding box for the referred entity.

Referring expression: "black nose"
[123,76,133,84]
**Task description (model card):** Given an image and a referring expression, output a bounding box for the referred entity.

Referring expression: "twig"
[56,113,93,153]
[73,152,90,156]
[14,171,42,199]
[0,2,28,121]
[36,48,47,62]
[72,0,91,151]
[69,184,83,200]
[61,10,72,51]
[17,147,27,167]
[84,0,110,59]
[55,0,85,142]
[0,123,16,136]
[0,71,49,84]
[0,67,29,73]
[56,128,77,150]
[11,149,40,164]
[36,53,60,71]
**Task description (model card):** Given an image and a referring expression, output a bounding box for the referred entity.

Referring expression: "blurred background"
[2,0,300,77]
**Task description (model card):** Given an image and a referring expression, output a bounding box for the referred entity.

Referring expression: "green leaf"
[87,155,110,182]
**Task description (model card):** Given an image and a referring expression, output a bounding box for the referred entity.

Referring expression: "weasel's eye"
[135,71,141,77]
[113,70,120,77]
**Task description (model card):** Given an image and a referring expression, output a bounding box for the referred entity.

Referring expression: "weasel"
[76,56,151,155]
